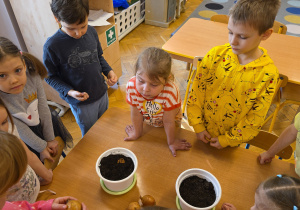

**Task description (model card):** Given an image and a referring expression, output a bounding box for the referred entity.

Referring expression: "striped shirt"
[126,76,181,127]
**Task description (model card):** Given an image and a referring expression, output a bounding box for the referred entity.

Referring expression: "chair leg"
[62,151,66,158]
[245,144,250,149]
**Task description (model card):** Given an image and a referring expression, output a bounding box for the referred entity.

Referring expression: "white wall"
[0,0,27,51]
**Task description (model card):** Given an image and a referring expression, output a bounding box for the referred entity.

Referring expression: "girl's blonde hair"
[0,97,14,133]
[0,131,27,196]
[259,175,300,209]
[0,37,48,79]
[135,47,173,83]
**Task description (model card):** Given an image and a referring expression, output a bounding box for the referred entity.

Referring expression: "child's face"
[0,107,9,132]
[251,187,279,210]
[228,17,269,58]
[0,55,27,94]
[58,17,88,39]
[136,71,165,99]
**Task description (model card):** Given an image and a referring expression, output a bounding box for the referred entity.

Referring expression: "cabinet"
[9,0,122,108]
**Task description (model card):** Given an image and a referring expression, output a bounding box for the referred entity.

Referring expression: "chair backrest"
[210,15,287,35]
[273,21,287,34]
[272,74,288,102]
[247,130,293,159]
[210,14,229,24]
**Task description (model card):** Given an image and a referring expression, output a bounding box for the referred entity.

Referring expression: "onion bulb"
[127,201,141,210]
[66,200,82,210]
[139,195,156,206]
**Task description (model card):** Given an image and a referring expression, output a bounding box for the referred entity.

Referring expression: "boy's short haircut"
[229,0,281,35]
[50,0,89,24]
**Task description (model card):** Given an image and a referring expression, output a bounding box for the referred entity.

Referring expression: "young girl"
[258,112,300,177]
[0,37,72,162]
[0,131,87,210]
[221,175,300,210]
[125,47,192,157]
[0,97,52,203]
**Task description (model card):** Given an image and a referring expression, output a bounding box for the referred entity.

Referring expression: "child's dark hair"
[229,0,281,35]
[259,175,300,209]
[135,47,173,84]
[0,37,48,79]
[50,0,89,24]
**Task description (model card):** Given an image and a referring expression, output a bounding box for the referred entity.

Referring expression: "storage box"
[114,1,144,40]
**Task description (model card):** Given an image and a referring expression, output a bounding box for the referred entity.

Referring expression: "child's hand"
[68,90,89,101]
[196,130,211,143]
[258,151,274,164]
[221,203,236,210]
[107,70,118,86]
[124,125,141,141]
[52,196,87,210]
[40,147,54,162]
[169,139,192,157]
[210,137,223,149]
[47,139,58,156]
[40,169,53,185]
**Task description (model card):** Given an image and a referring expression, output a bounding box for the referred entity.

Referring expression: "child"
[186,0,280,149]
[259,112,300,176]
[0,131,87,210]
[43,0,118,136]
[125,47,192,157]
[0,97,53,203]
[0,36,63,162]
[221,175,300,210]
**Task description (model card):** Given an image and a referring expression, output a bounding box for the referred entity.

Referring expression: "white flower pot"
[96,147,138,192]
[175,168,222,210]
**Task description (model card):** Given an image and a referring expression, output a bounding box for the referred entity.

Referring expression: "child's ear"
[53,16,62,28]
[261,28,273,41]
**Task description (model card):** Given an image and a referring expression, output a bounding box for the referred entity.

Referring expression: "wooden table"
[39,107,297,209]
[162,18,300,85]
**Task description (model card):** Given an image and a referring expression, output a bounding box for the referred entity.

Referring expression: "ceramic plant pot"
[175,168,221,210]
[96,147,138,192]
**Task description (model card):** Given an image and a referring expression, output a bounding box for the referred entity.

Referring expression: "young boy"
[43,0,118,136]
[187,0,280,149]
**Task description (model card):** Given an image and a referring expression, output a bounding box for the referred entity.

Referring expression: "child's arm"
[19,139,53,185]
[163,108,192,157]
[259,123,297,164]
[124,105,144,141]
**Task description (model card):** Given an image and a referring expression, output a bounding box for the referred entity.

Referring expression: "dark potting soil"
[99,154,134,181]
[179,175,216,208]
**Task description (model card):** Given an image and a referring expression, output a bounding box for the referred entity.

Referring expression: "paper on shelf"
[88,10,113,26]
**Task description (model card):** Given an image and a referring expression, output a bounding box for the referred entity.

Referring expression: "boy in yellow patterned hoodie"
[187,0,280,149]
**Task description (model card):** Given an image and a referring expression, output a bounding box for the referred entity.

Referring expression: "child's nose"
[143,84,150,92]
[230,35,238,45]
[9,76,18,84]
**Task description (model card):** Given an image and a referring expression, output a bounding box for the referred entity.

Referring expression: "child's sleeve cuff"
[218,135,229,148]
[192,124,206,133]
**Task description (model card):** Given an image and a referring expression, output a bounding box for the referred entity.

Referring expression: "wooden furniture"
[9,0,122,108]
[162,18,300,85]
[38,107,297,209]
[246,130,293,159]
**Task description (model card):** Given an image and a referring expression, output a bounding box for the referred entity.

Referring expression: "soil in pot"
[99,154,134,181]
[179,175,216,208]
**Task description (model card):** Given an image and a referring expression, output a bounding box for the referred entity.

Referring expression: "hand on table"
[221,203,236,210]
[196,130,211,143]
[124,125,141,141]
[258,151,274,164]
[210,137,223,149]
[107,70,118,86]
[52,196,87,210]
[168,139,192,157]
[68,90,89,102]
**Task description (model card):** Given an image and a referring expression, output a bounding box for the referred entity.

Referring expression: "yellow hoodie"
[187,44,278,147]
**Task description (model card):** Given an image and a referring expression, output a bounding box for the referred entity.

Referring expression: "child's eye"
[151,84,159,87]
[138,79,144,83]
[240,36,247,39]
[2,119,7,126]
[0,74,6,78]
[15,68,22,73]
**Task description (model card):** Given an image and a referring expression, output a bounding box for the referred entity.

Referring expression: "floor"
[59,0,298,164]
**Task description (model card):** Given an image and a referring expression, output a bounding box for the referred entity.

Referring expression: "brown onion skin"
[127,201,141,210]
[140,195,156,206]
[66,200,82,210]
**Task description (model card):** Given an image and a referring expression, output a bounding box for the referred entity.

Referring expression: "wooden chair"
[246,130,293,159]
[210,15,287,34]
[44,136,65,170]
[182,56,202,117]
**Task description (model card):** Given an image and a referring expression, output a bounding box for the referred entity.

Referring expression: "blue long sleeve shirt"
[43,26,112,105]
